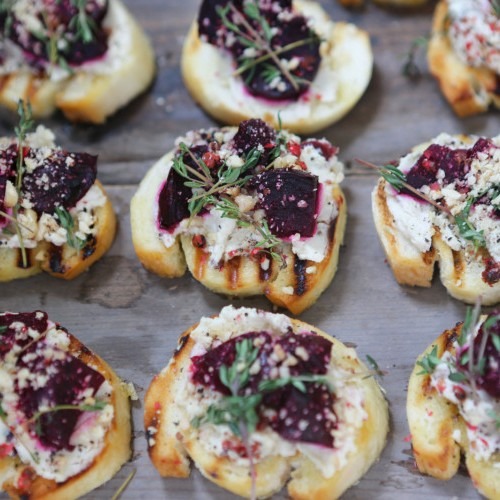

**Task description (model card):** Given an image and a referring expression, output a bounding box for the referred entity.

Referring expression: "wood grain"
[0,0,497,498]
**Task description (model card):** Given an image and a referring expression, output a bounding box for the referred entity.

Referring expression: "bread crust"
[407,323,500,499]
[0,325,132,499]
[145,310,389,499]
[371,137,500,305]
[131,148,346,315]
[0,0,155,123]
[338,0,428,7]
[428,1,500,117]
[181,1,372,134]
[0,181,116,282]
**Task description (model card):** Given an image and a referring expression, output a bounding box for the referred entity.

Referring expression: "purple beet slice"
[190,330,336,447]
[252,169,319,238]
[0,145,19,225]
[232,119,276,158]
[197,0,320,101]
[16,340,105,451]
[21,150,97,215]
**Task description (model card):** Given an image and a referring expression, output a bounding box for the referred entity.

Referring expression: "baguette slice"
[0,312,132,499]
[145,306,389,499]
[131,124,346,315]
[181,0,372,134]
[428,1,500,117]
[372,135,500,305]
[407,322,500,499]
[0,0,155,123]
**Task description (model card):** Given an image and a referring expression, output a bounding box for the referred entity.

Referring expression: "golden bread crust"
[0,328,132,499]
[0,0,155,123]
[131,143,346,314]
[145,311,389,499]
[181,1,372,134]
[0,181,116,282]
[407,323,500,498]
[428,1,500,117]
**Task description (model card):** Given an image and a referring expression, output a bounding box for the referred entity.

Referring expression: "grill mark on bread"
[83,236,97,260]
[259,257,273,282]
[293,257,308,296]
[193,247,208,280]
[452,250,464,278]
[226,257,241,290]
[16,248,32,269]
[48,245,65,274]
[174,334,190,358]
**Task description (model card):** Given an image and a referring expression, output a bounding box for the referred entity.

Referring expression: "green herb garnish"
[55,206,87,250]
[402,36,428,79]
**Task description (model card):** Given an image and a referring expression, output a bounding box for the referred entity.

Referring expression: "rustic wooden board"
[0,0,498,498]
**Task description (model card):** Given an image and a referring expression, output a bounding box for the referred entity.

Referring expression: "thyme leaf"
[54,206,86,250]
[416,345,441,375]
[402,36,428,79]
[455,197,486,249]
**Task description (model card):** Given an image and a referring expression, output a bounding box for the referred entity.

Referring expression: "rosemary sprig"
[402,36,428,79]
[357,158,486,250]
[55,206,87,250]
[258,374,331,392]
[28,401,107,437]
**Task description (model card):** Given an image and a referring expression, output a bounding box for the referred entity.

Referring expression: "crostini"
[407,306,500,499]
[131,118,346,314]
[0,104,116,281]
[372,133,500,305]
[182,0,372,134]
[0,0,155,123]
[145,305,389,499]
[0,311,132,499]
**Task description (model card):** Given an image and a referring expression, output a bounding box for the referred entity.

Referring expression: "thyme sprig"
[28,401,107,436]
[69,0,97,43]
[172,143,285,266]
[357,158,486,250]
[12,100,35,268]
[55,206,86,250]
[217,2,315,92]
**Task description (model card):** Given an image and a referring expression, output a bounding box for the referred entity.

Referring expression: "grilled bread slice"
[428,1,500,117]
[0,0,155,123]
[372,134,500,305]
[145,306,389,499]
[181,0,372,134]
[131,121,346,314]
[407,321,500,499]
[0,312,132,499]
[0,126,116,282]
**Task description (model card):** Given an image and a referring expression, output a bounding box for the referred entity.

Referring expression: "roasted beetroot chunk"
[191,331,336,447]
[21,150,97,215]
[253,169,319,238]
[232,119,276,157]
[197,0,321,101]
[2,0,109,69]
[158,170,192,231]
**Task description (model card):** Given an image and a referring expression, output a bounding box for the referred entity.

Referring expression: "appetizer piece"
[428,0,500,116]
[182,0,372,134]
[0,0,155,123]
[145,305,389,499]
[131,119,346,314]
[372,133,500,305]
[0,103,116,281]
[407,306,500,499]
[0,311,132,499]
[338,0,428,8]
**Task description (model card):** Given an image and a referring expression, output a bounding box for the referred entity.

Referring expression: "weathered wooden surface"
[0,0,498,498]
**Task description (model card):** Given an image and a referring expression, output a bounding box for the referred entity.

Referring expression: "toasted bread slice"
[131,126,346,315]
[145,306,389,499]
[372,134,500,305]
[407,323,500,499]
[0,313,132,499]
[428,1,500,117]
[0,180,116,282]
[0,0,155,123]
[338,0,427,7]
[181,0,372,134]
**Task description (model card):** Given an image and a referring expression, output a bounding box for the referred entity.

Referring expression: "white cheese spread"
[448,0,500,74]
